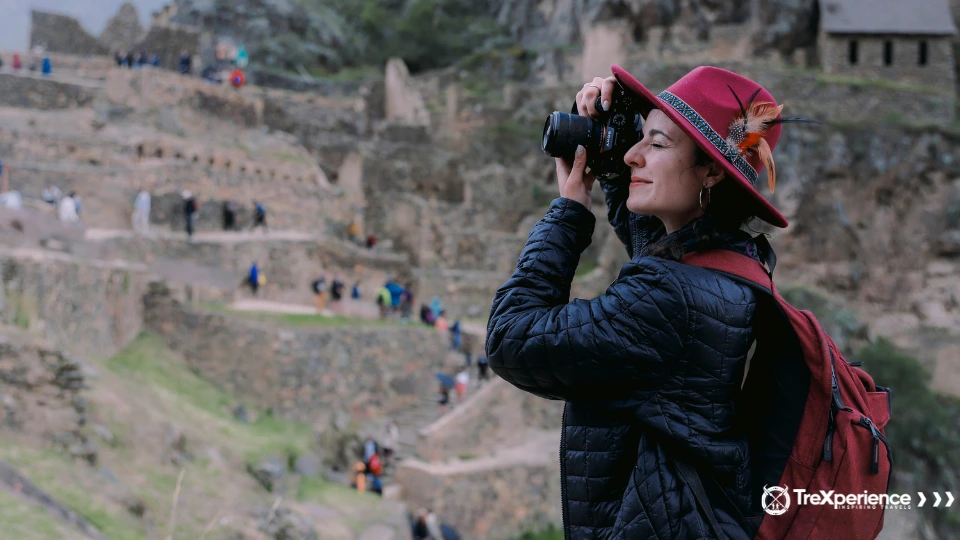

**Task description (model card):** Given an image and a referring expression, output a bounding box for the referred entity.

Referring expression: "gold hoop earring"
[699,187,711,210]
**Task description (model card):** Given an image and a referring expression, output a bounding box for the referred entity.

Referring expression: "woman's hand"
[556,145,594,210]
[555,76,619,210]
[575,75,618,117]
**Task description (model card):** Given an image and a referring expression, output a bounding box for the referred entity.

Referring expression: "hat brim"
[611,65,788,228]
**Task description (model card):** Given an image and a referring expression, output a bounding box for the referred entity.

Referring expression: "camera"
[541,84,643,180]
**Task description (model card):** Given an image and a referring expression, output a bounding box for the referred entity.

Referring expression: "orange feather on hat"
[724,86,816,193]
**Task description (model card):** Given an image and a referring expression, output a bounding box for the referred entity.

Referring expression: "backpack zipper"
[854,416,892,474]
[823,352,852,462]
[823,406,836,462]
[560,404,571,539]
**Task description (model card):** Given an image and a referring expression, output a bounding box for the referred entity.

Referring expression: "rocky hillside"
[161,0,821,75]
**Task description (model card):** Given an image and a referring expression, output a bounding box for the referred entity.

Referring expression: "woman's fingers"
[600,76,617,113]
[557,147,593,209]
[555,156,572,190]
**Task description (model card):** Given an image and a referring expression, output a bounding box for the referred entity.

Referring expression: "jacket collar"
[629,213,777,272]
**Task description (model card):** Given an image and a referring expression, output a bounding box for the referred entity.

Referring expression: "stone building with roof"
[818,0,957,89]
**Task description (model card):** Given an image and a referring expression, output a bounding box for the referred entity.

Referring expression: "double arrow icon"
[917,492,955,507]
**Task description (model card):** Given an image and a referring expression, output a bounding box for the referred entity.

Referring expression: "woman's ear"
[703,161,725,189]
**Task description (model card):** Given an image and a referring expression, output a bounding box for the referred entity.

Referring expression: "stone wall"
[417,378,563,462]
[260,91,366,178]
[0,249,148,360]
[384,58,430,126]
[144,282,450,422]
[396,430,562,540]
[821,33,955,91]
[135,25,201,70]
[0,73,101,110]
[30,11,108,56]
[0,333,90,447]
[106,69,263,127]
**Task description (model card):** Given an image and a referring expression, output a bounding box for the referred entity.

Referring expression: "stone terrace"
[143,281,450,424]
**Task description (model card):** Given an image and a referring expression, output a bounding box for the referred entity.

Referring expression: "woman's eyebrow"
[647,129,674,141]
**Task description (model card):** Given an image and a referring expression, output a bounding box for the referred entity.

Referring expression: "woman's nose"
[624,143,644,168]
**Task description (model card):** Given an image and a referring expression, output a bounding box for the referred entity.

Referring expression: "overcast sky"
[0,0,171,51]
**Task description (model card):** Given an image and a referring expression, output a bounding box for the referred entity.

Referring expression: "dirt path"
[85,227,316,243]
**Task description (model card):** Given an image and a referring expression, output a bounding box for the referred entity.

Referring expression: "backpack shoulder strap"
[681,249,774,293]
[675,459,727,540]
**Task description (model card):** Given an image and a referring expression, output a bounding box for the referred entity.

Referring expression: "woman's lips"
[630,176,652,186]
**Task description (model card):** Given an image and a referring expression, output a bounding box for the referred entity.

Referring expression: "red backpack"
[368,453,383,477]
[682,248,893,540]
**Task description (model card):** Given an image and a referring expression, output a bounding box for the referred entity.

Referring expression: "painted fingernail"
[602,100,610,111]
[576,145,585,157]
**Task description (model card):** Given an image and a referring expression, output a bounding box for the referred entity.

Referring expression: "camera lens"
[542,111,599,159]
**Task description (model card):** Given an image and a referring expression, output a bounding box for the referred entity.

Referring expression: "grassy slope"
[0,333,394,540]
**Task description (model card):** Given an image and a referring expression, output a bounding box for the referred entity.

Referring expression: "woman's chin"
[626,198,653,215]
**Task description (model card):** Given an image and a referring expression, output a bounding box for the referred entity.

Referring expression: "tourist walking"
[382,421,399,466]
[477,355,490,382]
[132,188,151,234]
[179,50,192,75]
[329,276,345,313]
[312,274,328,313]
[449,320,462,351]
[182,190,198,239]
[454,369,469,403]
[376,285,391,319]
[58,192,79,223]
[399,286,414,321]
[222,199,237,230]
[251,200,267,232]
[247,262,260,296]
[41,185,62,206]
[429,296,444,320]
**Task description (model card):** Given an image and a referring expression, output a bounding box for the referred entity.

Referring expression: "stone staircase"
[390,396,445,462]
[391,375,565,539]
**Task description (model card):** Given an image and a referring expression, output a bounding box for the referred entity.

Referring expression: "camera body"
[541,85,643,181]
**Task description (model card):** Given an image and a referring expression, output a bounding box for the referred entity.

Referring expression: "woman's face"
[623,109,721,233]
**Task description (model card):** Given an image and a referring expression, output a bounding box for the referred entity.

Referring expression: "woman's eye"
[651,143,664,148]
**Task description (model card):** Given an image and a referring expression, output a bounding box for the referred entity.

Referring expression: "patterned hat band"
[656,91,759,186]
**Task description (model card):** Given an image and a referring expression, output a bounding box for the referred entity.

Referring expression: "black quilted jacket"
[487,180,771,539]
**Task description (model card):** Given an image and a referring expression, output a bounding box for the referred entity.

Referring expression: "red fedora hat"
[611,65,789,228]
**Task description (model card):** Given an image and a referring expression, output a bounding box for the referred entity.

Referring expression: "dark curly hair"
[641,146,760,261]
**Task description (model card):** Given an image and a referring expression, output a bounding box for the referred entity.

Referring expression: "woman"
[487,66,805,539]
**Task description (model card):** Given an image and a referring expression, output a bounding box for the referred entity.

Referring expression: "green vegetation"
[0,486,73,540]
[856,339,960,535]
[856,339,960,470]
[781,286,861,327]
[0,332,378,539]
[106,333,315,460]
[0,444,148,540]
[202,302,407,328]
[7,292,37,330]
[299,0,510,74]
